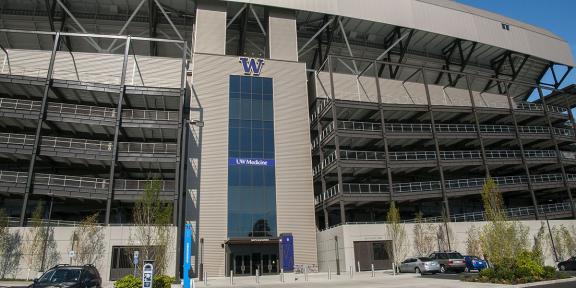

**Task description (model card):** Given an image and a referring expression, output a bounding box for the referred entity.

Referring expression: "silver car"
[399,257,440,274]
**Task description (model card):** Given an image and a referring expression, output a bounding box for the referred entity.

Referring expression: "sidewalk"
[187,270,508,288]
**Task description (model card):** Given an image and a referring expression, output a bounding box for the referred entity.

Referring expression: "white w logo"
[239,57,264,76]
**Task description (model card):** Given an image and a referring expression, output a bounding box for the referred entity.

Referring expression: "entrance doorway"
[226,239,279,276]
[353,240,393,271]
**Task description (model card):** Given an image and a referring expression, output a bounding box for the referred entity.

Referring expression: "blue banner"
[229,157,275,167]
[183,224,193,288]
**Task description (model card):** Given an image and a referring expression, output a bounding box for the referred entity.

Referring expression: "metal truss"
[434,39,477,87]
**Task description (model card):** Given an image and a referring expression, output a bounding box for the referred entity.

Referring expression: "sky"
[457,0,575,88]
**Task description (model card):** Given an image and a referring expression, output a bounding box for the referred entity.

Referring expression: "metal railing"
[323,202,575,231]
[0,96,179,122]
[34,173,110,189]
[47,102,116,118]
[0,132,177,155]
[312,149,566,175]
[516,102,568,114]
[315,173,576,205]
[0,97,42,111]
[0,170,175,191]
[114,179,175,191]
[0,170,28,184]
[0,133,36,146]
[118,142,177,154]
[310,98,330,123]
[122,109,179,121]
[42,136,113,151]
[310,120,576,147]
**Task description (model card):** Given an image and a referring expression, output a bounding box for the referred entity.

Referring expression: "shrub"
[114,275,141,288]
[541,266,556,280]
[514,251,544,280]
[153,275,175,288]
[114,274,174,288]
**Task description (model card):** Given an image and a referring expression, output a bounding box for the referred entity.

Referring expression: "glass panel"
[228,75,277,238]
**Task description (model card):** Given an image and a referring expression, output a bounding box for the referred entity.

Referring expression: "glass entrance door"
[228,242,279,276]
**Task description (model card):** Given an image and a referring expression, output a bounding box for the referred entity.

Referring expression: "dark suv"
[428,251,466,273]
[29,264,102,288]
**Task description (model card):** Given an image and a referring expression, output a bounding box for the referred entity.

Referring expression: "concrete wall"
[190,52,316,277]
[317,220,576,272]
[4,226,177,284]
[315,71,514,108]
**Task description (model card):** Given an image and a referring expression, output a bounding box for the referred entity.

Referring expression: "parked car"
[558,256,576,271]
[399,257,441,274]
[29,264,102,288]
[428,251,466,273]
[463,255,487,272]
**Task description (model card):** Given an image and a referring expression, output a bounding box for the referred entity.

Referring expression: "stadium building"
[0,0,575,281]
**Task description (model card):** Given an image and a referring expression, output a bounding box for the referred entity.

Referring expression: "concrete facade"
[4,226,177,283]
[317,220,576,272]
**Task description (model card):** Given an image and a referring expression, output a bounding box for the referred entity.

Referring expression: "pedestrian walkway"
[188,270,507,288]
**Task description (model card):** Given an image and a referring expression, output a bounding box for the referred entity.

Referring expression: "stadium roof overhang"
[0,0,573,100]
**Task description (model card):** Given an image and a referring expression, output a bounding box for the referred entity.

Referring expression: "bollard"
[192,279,195,288]
[305,266,309,282]
[328,267,331,280]
[357,261,361,273]
[280,268,284,282]
[230,270,234,285]
[371,264,375,277]
[203,271,207,285]
[349,266,353,279]
[256,269,259,284]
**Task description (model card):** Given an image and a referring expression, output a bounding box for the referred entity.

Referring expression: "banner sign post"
[142,261,154,288]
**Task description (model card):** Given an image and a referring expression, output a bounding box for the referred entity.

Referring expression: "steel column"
[316,105,329,229]
[328,56,345,224]
[560,88,576,218]
[373,62,394,202]
[465,75,490,178]
[536,87,576,219]
[174,41,188,280]
[20,32,61,226]
[105,36,131,225]
[421,68,450,225]
[505,85,539,220]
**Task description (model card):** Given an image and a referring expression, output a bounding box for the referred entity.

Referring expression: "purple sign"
[229,158,275,166]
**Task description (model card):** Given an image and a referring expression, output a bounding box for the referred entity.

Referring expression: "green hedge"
[114,274,175,288]
[467,251,571,284]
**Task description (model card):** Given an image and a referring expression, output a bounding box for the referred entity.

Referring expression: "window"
[228,75,277,238]
[501,23,510,30]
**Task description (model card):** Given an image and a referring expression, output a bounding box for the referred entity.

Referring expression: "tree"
[71,213,104,266]
[465,224,482,257]
[131,179,173,275]
[23,202,59,272]
[479,177,529,266]
[532,222,547,265]
[550,224,576,261]
[386,201,407,270]
[413,212,435,256]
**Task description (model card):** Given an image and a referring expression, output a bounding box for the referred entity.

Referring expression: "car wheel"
[440,265,446,273]
[560,265,566,271]
[415,267,421,274]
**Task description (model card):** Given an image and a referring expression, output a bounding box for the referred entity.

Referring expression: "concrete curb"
[512,276,576,287]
